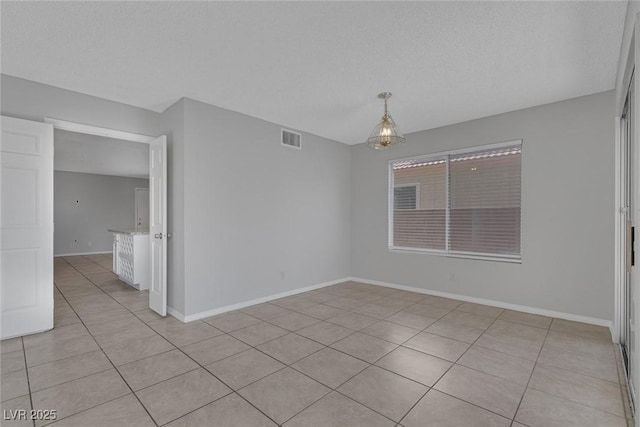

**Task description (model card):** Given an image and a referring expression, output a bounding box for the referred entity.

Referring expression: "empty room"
[1,1,639,426]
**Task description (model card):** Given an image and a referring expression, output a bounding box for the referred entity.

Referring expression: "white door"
[149,136,167,316]
[135,188,150,230]
[1,116,54,339]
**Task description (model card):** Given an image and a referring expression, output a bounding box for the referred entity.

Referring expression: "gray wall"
[181,99,351,316]
[351,91,615,321]
[0,75,187,312]
[54,171,148,255]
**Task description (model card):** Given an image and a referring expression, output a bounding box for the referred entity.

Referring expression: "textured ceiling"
[55,130,149,179]
[1,1,627,145]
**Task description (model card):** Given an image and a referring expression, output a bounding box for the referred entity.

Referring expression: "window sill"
[388,247,522,264]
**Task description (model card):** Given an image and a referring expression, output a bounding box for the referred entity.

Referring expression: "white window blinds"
[390,142,522,260]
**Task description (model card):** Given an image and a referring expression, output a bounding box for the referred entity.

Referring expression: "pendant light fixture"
[367,92,406,149]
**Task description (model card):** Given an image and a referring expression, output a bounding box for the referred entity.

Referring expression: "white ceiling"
[1,1,628,145]
[54,130,149,179]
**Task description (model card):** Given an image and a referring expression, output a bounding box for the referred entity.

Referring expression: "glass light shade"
[367,114,406,149]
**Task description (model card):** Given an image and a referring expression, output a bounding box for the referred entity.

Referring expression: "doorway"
[46,119,168,317]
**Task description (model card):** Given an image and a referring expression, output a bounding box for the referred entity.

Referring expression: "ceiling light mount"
[367,92,406,150]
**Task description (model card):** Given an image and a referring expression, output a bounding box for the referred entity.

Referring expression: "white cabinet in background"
[110,230,149,290]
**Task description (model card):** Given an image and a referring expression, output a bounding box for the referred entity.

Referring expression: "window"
[394,184,419,210]
[390,141,522,261]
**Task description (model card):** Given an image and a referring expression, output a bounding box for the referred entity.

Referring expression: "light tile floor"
[0,255,634,426]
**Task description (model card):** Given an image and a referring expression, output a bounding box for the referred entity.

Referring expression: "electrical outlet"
[280,271,285,280]
[449,272,456,281]
[71,239,77,248]
[88,241,92,247]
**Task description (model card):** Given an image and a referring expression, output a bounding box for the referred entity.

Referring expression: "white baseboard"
[172,277,351,323]
[350,276,613,329]
[55,251,111,257]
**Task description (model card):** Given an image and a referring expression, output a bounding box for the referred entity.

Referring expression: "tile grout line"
[51,257,161,427]
[397,308,511,425]
[509,323,552,425]
[41,265,624,426]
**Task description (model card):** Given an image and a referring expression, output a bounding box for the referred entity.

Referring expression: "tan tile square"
[147,318,223,347]
[25,335,100,367]
[326,312,378,331]
[388,291,426,303]
[404,332,470,362]
[515,388,626,427]
[420,295,463,309]
[1,370,28,402]
[528,364,624,416]
[486,319,548,343]
[324,297,364,311]
[268,312,320,331]
[292,347,368,388]
[257,333,323,365]
[22,324,89,349]
[1,350,25,374]
[457,345,534,385]
[376,346,451,386]
[301,304,346,320]
[405,303,451,319]
[455,302,503,318]
[284,392,394,427]
[499,309,552,329]
[102,334,174,366]
[136,368,231,425]
[271,297,317,312]
[331,333,397,363]
[402,389,510,427]
[537,345,619,383]
[550,319,612,342]
[296,321,354,345]
[230,322,289,346]
[132,308,166,324]
[84,316,142,336]
[386,310,438,330]
[28,350,112,392]
[425,319,486,343]
[338,366,427,422]
[47,394,155,427]
[31,369,130,426]
[361,321,420,344]
[1,338,23,355]
[118,349,199,391]
[545,330,615,358]
[181,334,250,365]
[205,348,285,389]
[238,367,330,424]
[242,304,294,320]
[434,365,525,418]
[203,311,261,332]
[0,395,32,426]
[93,322,157,348]
[353,303,403,319]
[165,393,276,427]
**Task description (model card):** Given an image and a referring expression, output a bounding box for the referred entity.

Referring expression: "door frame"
[44,118,167,314]
[614,14,639,418]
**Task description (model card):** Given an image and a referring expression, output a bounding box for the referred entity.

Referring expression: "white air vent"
[281,129,301,149]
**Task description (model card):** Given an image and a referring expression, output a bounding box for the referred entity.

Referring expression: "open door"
[149,135,167,316]
[1,116,54,338]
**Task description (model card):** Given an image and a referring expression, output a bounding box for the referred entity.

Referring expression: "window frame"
[388,140,523,263]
